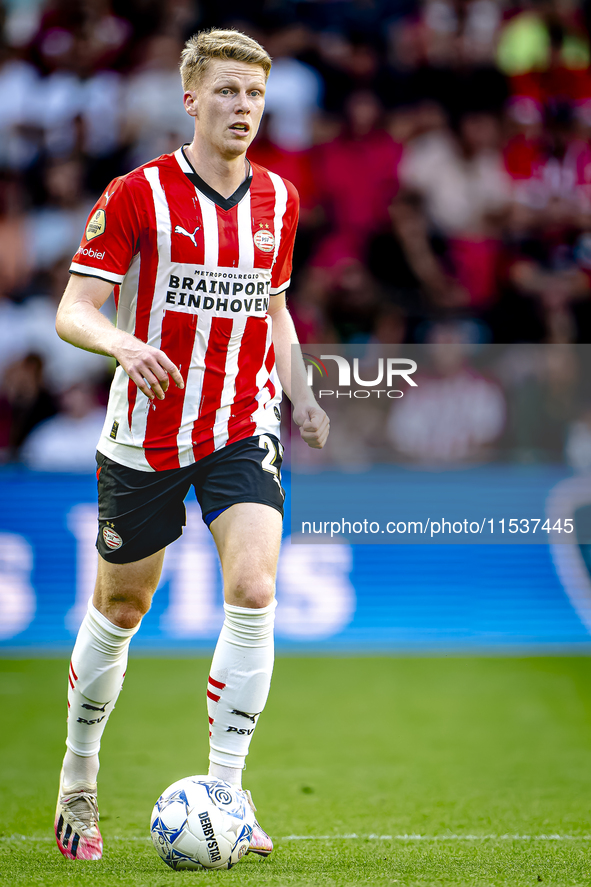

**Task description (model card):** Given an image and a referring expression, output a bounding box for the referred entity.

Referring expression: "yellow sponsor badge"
[85,208,106,241]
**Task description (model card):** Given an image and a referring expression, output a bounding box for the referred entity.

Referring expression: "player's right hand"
[114,339,184,401]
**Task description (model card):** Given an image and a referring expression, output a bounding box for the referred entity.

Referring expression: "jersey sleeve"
[70,177,140,285]
[270,180,300,296]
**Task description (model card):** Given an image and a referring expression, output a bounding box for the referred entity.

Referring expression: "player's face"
[185,59,266,160]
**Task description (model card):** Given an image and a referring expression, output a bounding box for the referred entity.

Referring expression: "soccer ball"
[150,776,255,870]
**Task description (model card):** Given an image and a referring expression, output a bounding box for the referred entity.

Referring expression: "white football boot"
[240,788,273,857]
[55,769,103,860]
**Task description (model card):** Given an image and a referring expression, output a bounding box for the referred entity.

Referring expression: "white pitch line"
[3,834,591,844]
[281,834,591,841]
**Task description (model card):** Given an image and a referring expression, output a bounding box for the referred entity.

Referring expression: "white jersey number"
[258,434,283,490]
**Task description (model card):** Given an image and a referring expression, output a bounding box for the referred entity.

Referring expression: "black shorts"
[95,434,284,564]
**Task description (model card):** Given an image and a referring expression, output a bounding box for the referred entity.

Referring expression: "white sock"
[207,600,276,780]
[208,763,243,786]
[63,600,140,786]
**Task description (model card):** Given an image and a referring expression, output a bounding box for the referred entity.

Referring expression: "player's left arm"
[267,294,329,449]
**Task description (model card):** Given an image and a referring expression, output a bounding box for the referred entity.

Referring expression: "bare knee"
[97,594,151,629]
[226,575,275,609]
[94,576,155,629]
[94,550,164,628]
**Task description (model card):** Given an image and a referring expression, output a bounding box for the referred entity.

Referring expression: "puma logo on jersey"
[175,224,200,247]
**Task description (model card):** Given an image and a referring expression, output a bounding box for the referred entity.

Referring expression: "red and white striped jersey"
[70,147,299,471]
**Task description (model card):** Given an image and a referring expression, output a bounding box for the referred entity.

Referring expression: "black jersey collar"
[180,145,252,211]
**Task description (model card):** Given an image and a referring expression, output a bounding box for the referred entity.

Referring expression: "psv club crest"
[102,526,122,550]
[254,227,274,253]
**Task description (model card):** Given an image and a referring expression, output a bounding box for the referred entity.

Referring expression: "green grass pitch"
[1,656,591,886]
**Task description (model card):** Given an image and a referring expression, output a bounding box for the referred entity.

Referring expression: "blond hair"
[180,28,272,90]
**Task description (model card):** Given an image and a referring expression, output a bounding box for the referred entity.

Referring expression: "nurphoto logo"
[304,353,418,399]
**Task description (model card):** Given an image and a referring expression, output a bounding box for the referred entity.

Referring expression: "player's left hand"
[293,404,330,449]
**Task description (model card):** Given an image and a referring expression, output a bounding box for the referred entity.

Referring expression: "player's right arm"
[56,274,184,401]
[58,175,183,401]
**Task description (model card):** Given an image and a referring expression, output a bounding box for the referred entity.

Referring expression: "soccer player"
[53,28,329,861]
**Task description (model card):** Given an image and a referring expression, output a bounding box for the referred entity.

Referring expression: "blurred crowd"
[291,339,591,470]
[2,0,591,468]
